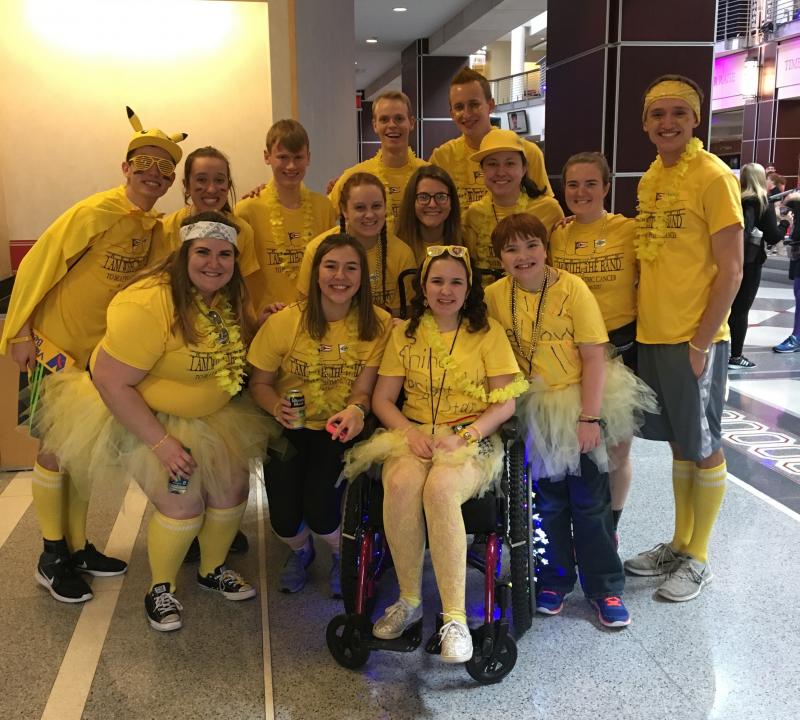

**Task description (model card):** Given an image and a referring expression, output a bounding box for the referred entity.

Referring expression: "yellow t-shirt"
[297,227,416,316]
[93,277,239,418]
[378,317,520,424]
[636,149,744,344]
[548,213,637,332]
[485,272,608,390]
[328,151,428,232]
[150,206,260,278]
[3,186,160,368]
[463,194,564,274]
[247,302,392,430]
[235,187,337,310]
[429,131,554,209]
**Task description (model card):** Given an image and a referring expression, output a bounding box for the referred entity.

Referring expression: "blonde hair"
[740,163,768,215]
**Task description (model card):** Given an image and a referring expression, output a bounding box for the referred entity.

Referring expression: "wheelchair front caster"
[465,621,517,685]
[326,614,371,669]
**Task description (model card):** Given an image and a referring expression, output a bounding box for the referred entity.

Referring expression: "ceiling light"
[366,37,378,43]
[393,7,407,11]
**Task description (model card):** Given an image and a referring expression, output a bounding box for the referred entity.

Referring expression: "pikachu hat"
[126,106,187,164]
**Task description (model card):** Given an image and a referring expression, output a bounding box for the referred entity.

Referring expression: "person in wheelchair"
[248,233,392,597]
[485,213,656,628]
[343,244,528,663]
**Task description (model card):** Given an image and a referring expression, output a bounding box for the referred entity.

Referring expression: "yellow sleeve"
[364,309,393,367]
[297,234,322,296]
[703,172,744,236]
[463,207,480,257]
[377,323,409,376]
[246,306,296,371]
[231,215,261,278]
[569,275,610,345]
[483,320,521,376]
[102,300,168,371]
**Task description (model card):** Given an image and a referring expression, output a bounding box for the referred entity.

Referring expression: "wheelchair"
[325,419,543,685]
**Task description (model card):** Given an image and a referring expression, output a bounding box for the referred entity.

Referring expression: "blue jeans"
[535,454,624,599]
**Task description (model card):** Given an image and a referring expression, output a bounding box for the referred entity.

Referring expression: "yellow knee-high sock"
[65,477,89,552]
[684,461,727,563]
[671,460,695,552]
[197,502,247,576]
[147,511,203,592]
[31,462,65,541]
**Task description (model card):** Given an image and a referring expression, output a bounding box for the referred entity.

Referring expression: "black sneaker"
[183,530,249,563]
[728,356,756,369]
[145,583,183,631]
[72,541,128,577]
[35,541,93,603]
[197,565,256,601]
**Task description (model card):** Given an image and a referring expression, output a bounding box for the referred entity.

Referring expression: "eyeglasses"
[205,309,230,345]
[425,245,468,259]
[128,154,176,177]
[415,191,451,205]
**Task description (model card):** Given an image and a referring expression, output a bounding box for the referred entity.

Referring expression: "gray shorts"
[637,341,728,461]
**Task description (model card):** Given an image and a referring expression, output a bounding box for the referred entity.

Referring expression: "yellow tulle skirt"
[35,370,278,501]
[519,356,659,480]
[342,424,504,497]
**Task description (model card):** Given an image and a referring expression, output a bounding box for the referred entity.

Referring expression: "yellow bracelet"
[579,413,602,421]
[688,341,709,354]
[7,335,32,345]
[149,433,170,452]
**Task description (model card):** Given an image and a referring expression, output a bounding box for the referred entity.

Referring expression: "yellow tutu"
[342,424,504,497]
[518,356,659,480]
[35,370,278,501]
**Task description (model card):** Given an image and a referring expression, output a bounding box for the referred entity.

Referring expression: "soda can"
[168,446,192,494]
[285,389,305,429]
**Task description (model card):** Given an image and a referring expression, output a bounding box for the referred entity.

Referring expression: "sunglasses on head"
[128,153,176,177]
[205,309,230,345]
[425,245,468,259]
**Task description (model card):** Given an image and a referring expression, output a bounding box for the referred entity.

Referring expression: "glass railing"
[489,65,545,105]
[716,0,757,41]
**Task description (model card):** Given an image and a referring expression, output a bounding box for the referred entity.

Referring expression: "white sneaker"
[439,620,473,663]
[657,556,713,602]
[372,599,423,639]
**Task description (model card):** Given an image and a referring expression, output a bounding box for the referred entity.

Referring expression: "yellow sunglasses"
[128,153,176,177]
[422,245,472,284]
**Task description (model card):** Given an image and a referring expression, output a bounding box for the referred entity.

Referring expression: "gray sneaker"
[372,599,423,639]
[624,542,681,577]
[657,556,712,602]
[279,540,315,593]
[439,620,473,663]
[329,553,342,599]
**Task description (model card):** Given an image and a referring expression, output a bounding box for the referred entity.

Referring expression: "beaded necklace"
[509,267,551,376]
[266,180,315,279]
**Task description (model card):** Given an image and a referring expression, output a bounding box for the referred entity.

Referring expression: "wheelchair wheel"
[466,625,518,685]
[326,614,371,669]
[508,439,533,636]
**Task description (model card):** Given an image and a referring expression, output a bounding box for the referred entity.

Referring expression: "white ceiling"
[355,0,548,91]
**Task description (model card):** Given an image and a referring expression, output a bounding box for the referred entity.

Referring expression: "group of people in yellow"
[0,68,743,663]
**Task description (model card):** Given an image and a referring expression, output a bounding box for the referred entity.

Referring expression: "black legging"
[728,261,763,357]
[265,428,350,538]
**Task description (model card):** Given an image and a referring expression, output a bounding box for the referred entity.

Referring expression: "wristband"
[458,426,482,444]
[688,341,709,354]
[578,417,607,429]
[7,335,32,345]
[348,402,367,418]
[149,432,170,452]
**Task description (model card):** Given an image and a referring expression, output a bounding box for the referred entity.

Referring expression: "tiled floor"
[1,280,799,720]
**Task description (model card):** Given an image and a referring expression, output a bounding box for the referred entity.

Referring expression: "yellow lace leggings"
[382,452,485,619]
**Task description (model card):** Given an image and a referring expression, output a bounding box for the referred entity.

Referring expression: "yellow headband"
[420,245,473,286]
[642,80,701,122]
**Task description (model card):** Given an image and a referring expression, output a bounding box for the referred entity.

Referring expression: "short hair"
[767,172,786,188]
[491,213,549,257]
[372,91,413,119]
[643,74,705,106]
[561,152,611,189]
[265,119,310,153]
[450,67,492,102]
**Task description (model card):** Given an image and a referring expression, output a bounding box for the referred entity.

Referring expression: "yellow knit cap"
[126,106,188,164]
[642,80,701,122]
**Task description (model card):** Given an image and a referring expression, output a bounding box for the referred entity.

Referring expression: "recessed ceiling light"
[366,37,378,44]
[393,7,408,11]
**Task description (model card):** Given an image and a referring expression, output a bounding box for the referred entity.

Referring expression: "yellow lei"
[634,137,703,262]
[194,294,247,395]
[419,313,528,403]
[303,309,361,418]
[266,180,315,279]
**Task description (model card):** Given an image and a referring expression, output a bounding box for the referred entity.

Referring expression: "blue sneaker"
[773,335,800,353]
[589,595,631,628]
[535,589,566,615]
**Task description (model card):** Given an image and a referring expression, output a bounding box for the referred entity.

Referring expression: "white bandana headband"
[179,221,238,247]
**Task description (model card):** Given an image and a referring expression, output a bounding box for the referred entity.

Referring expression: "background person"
[0,107,186,603]
[249,233,391,597]
[36,212,271,631]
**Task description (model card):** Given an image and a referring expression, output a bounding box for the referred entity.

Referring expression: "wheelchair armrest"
[500,417,523,443]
